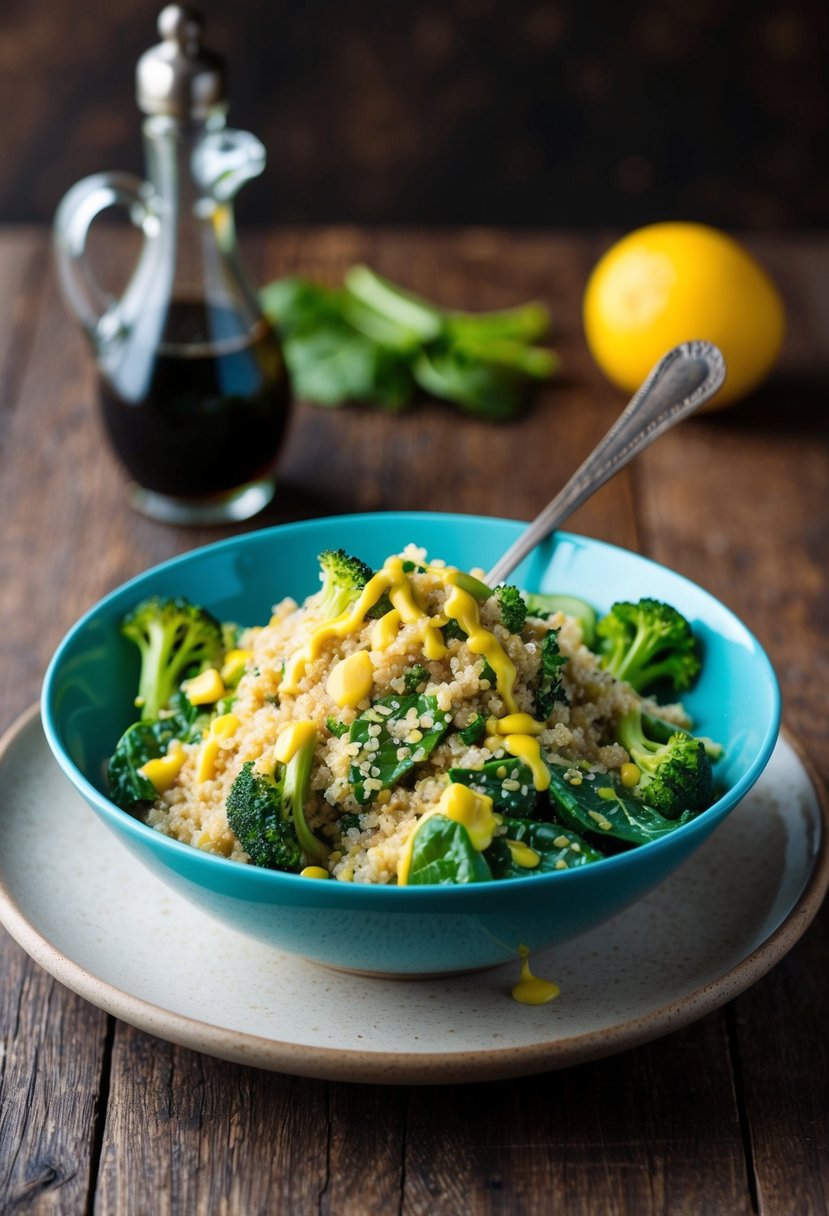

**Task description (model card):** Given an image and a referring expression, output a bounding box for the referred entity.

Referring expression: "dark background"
[1,0,827,229]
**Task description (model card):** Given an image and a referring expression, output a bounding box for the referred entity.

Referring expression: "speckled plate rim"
[1,703,827,1086]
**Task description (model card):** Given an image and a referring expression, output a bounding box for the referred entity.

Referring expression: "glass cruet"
[53,5,291,524]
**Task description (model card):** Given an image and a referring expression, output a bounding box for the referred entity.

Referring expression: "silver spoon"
[484,340,726,587]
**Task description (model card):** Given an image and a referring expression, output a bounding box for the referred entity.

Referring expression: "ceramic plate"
[1,707,826,1084]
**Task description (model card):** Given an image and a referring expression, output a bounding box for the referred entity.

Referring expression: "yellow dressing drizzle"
[386,559,447,659]
[371,608,401,650]
[442,575,518,713]
[279,556,521,719]
[280,568,394,693]
[438,782,499,851]
[488,712,546,736]
[280,558,446,693]
[512,945,560,1006]
[421,623,448,661]
[502,734,551,791]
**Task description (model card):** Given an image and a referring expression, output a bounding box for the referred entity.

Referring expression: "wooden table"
[1,227,827,1214]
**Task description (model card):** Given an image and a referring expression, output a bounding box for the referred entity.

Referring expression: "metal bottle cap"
[136,6,227,119]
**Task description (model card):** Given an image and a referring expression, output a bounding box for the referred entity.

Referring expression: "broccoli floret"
[316,548,375,620]
[226,728,330,870]
[642,710,725,763]
[596,598,701,694]
[316,548,394,621]
[617,708,713,819]
[121,596,224,722]
[226,762,303,871]
[494,584,527,634]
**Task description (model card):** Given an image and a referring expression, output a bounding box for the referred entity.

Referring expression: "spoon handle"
[485,340,726,587]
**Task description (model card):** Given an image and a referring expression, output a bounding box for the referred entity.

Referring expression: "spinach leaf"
[413,343,528,422]
[108,692,204,811]
[406,815,493,885]
[108,722,164,807]
[547,766,696,847]
[163,690,210,742]
[283,321,412,411]
[458,714,487,746]
[486,818,603,879]
[261,277,413,410]
[448,757,540,817]
[349,693,451,805]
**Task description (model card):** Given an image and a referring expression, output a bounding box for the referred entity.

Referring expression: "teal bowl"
[41,513,780,976]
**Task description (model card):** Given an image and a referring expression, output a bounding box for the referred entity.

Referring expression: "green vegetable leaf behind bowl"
[261,265,558,421]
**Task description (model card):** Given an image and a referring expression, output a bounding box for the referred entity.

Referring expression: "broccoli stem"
[286,740,330,863]
[609,621,656,687]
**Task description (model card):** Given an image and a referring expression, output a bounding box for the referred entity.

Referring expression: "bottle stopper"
[136,5,227,119]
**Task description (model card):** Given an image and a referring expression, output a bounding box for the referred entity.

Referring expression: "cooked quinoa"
[140,545,691,884]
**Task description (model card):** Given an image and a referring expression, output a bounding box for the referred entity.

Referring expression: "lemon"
[583,222,785,409]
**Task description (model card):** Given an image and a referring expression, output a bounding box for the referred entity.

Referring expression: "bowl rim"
[41,510,782,904]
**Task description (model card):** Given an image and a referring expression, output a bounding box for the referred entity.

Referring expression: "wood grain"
[0,227,827,1215]
[634,235,829,1216]
[0,231,111,1216]
[0,953,110,1214]
[1,0,826,231]
[94,1028,332,1215]
[402,1018,752,1216]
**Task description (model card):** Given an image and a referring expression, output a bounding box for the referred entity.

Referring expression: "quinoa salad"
[107,546,721,886]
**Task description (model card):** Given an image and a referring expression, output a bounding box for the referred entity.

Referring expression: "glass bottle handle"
[53,171,154,345]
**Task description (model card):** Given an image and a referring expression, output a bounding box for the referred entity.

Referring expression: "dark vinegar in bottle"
[98,300,291,499]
